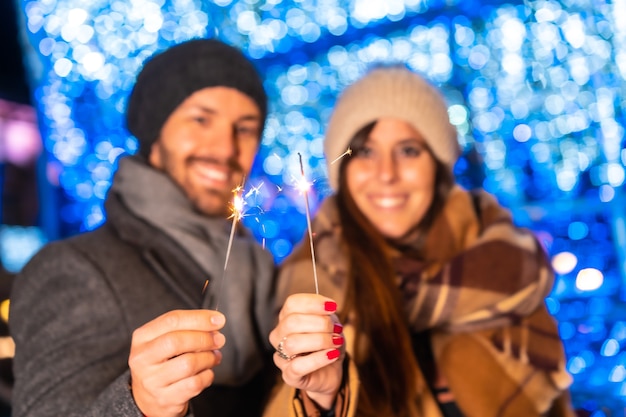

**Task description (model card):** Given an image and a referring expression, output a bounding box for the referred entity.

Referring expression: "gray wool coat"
[9,191,278,417]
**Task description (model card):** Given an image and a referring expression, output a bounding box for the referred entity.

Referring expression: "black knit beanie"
[126,38,267,158]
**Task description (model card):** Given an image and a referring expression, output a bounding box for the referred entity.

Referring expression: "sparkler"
[330,147,352,165]
[204,179,246,311]
[297,153,319,294]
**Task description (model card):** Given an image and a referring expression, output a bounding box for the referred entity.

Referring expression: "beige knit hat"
[324,65,461,190]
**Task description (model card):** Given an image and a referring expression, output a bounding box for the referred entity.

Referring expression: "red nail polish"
[333,323,343,334]
[324,301,337,312]
[332,336,344,345]
[327,349,340,360]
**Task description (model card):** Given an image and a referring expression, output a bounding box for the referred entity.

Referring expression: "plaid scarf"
[304,185,574,416]
[396,185,554,334]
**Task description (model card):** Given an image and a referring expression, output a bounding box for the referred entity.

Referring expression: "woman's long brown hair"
[335,121,454,416]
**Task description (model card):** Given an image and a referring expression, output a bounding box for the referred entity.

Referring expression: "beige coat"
[264,188,576,417]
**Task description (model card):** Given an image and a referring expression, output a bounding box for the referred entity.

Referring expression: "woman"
[265,65,575,417]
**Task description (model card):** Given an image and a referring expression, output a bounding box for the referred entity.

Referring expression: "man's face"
[149,86,262,217]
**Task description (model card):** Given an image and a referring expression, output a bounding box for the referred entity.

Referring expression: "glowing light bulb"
[575,268,603,291]
[552,251,578,274]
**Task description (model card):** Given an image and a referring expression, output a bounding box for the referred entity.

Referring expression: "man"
[10,38,277,417]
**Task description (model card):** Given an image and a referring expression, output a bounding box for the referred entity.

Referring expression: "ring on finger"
[276,336,296,361]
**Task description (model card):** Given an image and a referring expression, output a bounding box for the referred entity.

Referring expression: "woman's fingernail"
[324,301,337,312]
[327,349,340,360]
[332,336,344,346]
[333,323,343,334]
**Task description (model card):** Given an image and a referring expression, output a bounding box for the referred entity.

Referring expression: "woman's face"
[345,118,437,240]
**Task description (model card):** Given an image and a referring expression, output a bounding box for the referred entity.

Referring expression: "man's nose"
[205,122,238,160]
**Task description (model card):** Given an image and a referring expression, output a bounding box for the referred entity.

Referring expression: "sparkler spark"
[245,181,264,199]
[255,218,266,250]
[228,192,245,221]
[330,147,352,165]
[297,153,319,295]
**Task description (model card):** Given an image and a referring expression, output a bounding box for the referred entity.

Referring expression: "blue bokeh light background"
[16,0,626,413]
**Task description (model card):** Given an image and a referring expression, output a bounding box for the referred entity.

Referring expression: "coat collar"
[105,191,209,308]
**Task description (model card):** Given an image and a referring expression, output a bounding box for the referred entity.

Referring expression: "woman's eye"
[193,116,208,125]
[400,146,422,157]
[353,146,373,157]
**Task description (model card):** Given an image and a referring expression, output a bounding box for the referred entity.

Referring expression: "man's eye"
[236,126,259,137]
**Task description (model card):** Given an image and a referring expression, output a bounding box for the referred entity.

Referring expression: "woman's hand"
[269,293,345,410]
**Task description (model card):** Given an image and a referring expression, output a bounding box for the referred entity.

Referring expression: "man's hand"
[129,309,226,417]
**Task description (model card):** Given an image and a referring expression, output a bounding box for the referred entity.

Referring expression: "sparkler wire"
[298,153,319,295]
[211,179,245,311]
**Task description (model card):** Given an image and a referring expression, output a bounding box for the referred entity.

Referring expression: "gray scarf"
[111,156,232,290]
[110,156,272,385]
